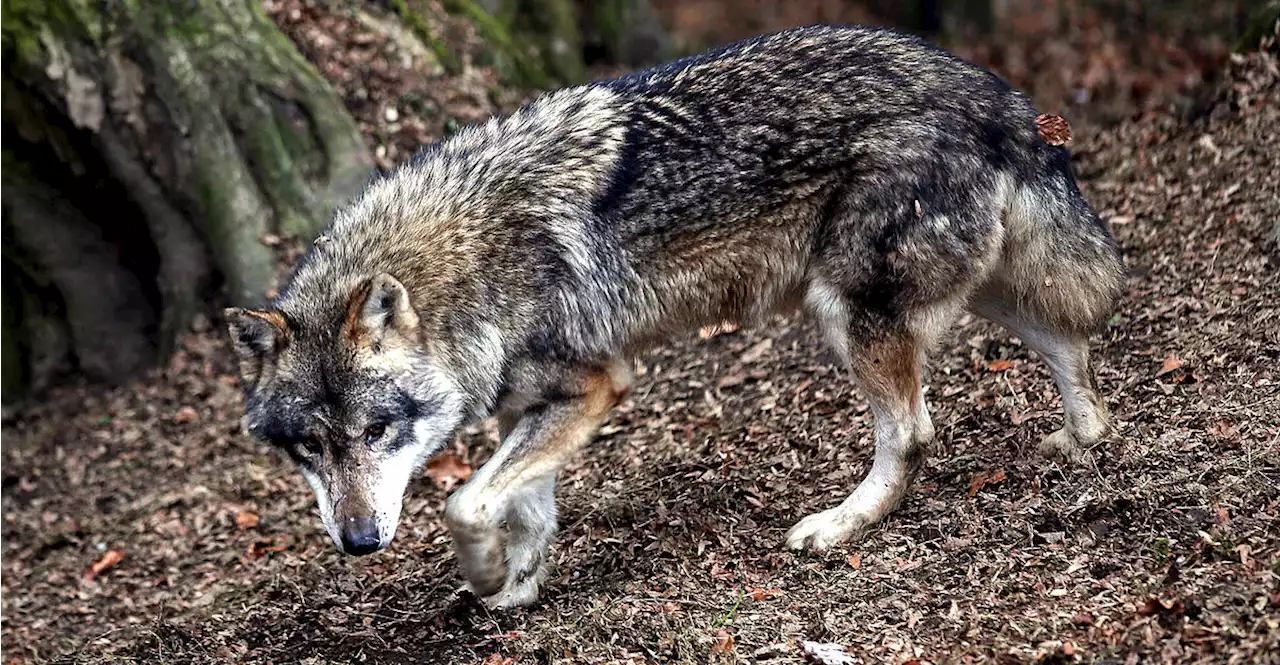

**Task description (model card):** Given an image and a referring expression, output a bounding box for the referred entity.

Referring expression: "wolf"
[225,24,1124,608]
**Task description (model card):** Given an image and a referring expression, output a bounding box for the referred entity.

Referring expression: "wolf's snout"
[339,515,382,555]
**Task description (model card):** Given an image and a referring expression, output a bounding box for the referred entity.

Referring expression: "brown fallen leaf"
[746,586,783,601]
[847,553,862,569]
[481,654,515,665]
[1158,356,1184,376]
[84,549,125,581]
[246,540,287,559]
[969,468,1007,497]
[235,510,260,530]
[426,454,473,491]
[172,406,200,424]
[699,321,740,339]
[740,339,773,363]
[711,629,734,654]
[661,601,680,614]
[1237,544,1253,569]
[1137,595,1186,627]
[1035,113,1072,145]
[1208,421,1239,440]
[717,373,746,389]
[986,359,1015,372]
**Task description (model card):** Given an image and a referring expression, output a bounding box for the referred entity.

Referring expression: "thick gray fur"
[227,24,1124,608]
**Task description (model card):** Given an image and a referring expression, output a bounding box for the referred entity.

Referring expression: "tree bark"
[396,0,670,88]
[1236,0,1280,53]
[1,0,374,396]
[579,0,670,67]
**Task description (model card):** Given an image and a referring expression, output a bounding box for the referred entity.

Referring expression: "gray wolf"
[225,24,1124,608]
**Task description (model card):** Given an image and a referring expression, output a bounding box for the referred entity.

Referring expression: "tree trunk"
[393,0,670,88]
[1,0,374,397]
[1236,0,1280,53]
[579,0,670,68]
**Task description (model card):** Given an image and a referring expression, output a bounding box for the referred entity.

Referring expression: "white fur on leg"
[444,487,508,598]
[972,302,1110,464]
[913,395,935,446]
[786,504,871,553]
[786,409,919,553]
[447,471,559,607]
[1024,333,1110,462]
[805,278,852,364]
[482,476,557,609]
[785,455,910,552]
[791,282,938,553]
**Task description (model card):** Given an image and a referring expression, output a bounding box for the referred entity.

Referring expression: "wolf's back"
[585,24,1123,335]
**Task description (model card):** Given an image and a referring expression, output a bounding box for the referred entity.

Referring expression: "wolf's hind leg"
[445,361,631,608]
[975,300,1109,462]
[786,284,952,552]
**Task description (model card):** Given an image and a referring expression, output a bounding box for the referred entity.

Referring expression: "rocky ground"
[2,3,1278,664]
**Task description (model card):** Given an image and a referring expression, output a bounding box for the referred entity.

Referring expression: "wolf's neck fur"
[279,85,641,413]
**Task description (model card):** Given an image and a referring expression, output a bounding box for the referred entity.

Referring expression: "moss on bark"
[389,0,463,75]
[442,0,556,88]
[1,0,373,392]
[1236,0,1280,53]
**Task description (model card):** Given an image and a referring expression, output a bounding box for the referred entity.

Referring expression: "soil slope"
[2,9,1277,665]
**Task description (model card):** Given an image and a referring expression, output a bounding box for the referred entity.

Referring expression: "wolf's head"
[225,273,468,555]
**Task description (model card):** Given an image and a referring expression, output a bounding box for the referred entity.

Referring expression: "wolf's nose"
[339,516,381,555]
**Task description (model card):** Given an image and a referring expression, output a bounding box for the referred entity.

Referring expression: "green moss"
[239,96,322,238]
[2,0,114,62]
[591,0,627,52]
[1151,536,1172,567]
[2,0,72,63]
[441,0,553,89]
[520,0,585,84]
[1235,0,1280,53]
[389,0,462,76]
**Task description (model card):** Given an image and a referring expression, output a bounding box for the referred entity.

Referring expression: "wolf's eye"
[364,423,387,444]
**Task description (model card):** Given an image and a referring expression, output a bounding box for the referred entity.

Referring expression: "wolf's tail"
[983,151,1125,335]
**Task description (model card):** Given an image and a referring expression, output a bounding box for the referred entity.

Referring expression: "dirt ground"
[3,3,1279,664]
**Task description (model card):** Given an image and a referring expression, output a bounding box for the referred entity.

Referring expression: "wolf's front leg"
[445,361,632,608]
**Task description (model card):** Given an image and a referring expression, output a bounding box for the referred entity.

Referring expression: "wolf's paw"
[480,577,542,610]
[453,554,508,599]
[785,508,869,553]
[1037,429,1090,465]
[458,565,545,610]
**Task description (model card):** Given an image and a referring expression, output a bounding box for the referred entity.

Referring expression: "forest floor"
[3,3,1278,664]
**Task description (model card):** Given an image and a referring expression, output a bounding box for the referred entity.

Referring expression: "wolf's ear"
[345,273,420,347]
[224,307,288,385]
